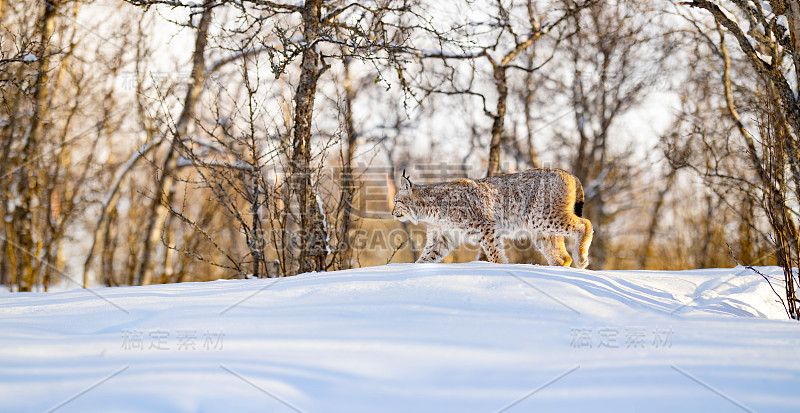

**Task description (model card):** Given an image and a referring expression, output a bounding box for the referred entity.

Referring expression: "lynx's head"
[392,170,419,224]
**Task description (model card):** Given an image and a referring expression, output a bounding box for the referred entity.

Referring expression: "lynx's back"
[476,168,583,233]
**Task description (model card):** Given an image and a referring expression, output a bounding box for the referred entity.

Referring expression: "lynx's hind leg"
[535,234,571,267]
[417,228,457,263]
[567,216,593,269]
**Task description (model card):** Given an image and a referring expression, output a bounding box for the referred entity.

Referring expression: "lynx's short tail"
[574,178,585,218]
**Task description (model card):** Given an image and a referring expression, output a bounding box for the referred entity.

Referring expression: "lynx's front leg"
[479,228,508,264]
[416,227,456,263]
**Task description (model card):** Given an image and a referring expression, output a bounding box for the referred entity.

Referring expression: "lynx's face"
[392,177,419,224]
[392,191,418,224]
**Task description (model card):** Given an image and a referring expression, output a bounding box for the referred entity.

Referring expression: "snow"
[777,15,789,33]
[717,2,738,24]
[757,50,773,65]
[316,194,332,254]
[1,263,798,412]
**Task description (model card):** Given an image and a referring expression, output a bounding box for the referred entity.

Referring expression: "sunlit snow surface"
[1,262,798,412]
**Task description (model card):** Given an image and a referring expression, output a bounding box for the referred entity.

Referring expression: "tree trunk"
[523,54,540,168]
[338,57,358,269]
[292,0,328,273]
[487,65,507,177]
[13,0,58,291]
[101,206,118,286]
[640,169,676,269]
[137,0,213,285]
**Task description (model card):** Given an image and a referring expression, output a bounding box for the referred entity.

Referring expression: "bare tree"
[549,0,674,268]
[678,0,800,318]
[419,0,593,177]
[1,1,135,290]
[120,0,438,277]
[333,57,360,269]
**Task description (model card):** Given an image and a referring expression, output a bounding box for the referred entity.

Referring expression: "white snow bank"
[0,263,798,412]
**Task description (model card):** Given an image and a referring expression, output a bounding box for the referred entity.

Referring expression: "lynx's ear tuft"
[401,169,414,191]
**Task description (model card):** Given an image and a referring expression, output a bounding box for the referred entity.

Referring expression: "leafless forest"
[1,0,798,315]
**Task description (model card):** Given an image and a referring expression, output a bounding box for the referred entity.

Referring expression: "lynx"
[391,168,593,269]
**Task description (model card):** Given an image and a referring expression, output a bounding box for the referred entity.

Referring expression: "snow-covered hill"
[1,263,798,412]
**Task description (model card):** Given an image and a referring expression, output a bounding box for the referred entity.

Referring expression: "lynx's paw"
[576,254,589,269]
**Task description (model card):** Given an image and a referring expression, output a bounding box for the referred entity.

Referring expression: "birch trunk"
[292,0,329,273]
[338,57,358,269]
[13,0,57,291]
[136,0,213,285]
[486,65,507,177]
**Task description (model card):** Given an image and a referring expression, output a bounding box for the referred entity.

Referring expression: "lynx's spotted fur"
[392,168,593,269]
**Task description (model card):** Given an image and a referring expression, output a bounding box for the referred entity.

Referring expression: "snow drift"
[0,262,798,412]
